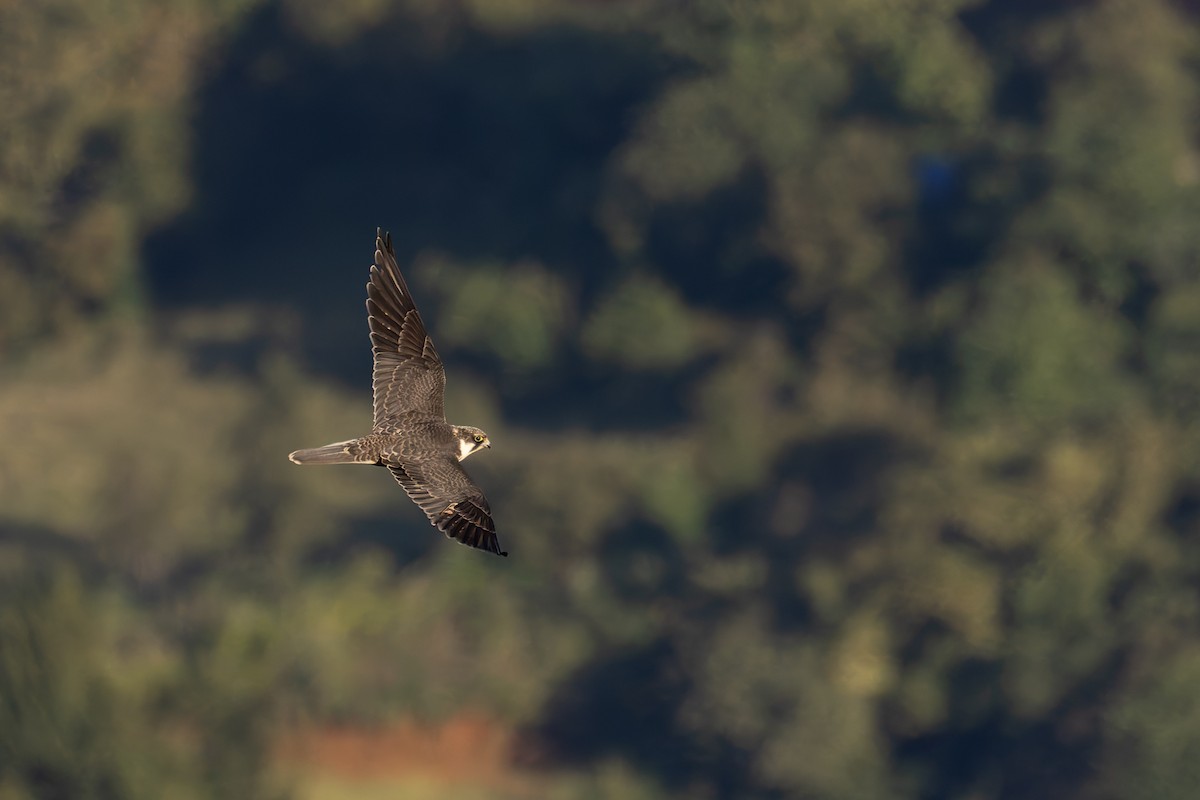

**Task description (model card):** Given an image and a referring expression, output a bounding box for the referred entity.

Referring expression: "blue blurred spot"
[915,155,957,207]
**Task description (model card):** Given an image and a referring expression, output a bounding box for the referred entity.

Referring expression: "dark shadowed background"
[4,1,1200,798]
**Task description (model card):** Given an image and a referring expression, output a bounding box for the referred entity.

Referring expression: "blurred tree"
[0,0,258,351]
[0,564,286,799]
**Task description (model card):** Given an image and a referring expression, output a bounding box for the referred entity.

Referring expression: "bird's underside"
[288,229,506,557]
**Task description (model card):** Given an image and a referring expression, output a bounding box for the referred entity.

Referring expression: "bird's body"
[288,229,506,557]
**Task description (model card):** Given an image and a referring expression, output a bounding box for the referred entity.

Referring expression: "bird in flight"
[289,229,507,557]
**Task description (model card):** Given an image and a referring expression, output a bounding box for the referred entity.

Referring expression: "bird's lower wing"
[388,458,506,557]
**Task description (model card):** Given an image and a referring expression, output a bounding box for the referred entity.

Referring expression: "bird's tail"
[288,440,371,465]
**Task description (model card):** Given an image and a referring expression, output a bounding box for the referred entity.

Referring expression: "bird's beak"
[484,441,491,448]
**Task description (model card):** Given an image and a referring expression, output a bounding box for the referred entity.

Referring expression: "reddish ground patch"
[276,713,522,786]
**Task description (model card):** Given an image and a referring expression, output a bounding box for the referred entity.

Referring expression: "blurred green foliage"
[4,0,1200,798]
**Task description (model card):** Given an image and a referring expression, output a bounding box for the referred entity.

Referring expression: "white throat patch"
[457,437,477,462]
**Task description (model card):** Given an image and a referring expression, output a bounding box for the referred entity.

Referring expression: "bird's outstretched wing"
[388,458,507,557]
[367,228,446,430]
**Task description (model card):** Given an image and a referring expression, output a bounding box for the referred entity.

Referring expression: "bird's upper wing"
[388,457,507,557]
[367,228,446,430]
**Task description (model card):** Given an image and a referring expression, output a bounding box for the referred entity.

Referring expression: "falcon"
[288,228,507,557]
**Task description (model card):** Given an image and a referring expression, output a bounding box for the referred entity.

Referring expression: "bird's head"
[454,426,491,461]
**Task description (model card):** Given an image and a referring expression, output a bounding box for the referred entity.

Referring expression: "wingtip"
[375,227,392,253]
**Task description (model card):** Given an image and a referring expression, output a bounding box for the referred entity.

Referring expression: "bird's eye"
[473,434,484,443]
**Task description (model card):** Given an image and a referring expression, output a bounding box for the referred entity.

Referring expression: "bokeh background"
[4,0,1200,798]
